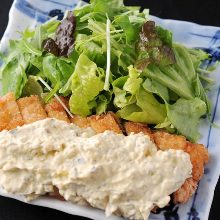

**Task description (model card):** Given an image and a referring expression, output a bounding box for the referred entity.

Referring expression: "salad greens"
[69,54,104,116]
[0,0,214,141]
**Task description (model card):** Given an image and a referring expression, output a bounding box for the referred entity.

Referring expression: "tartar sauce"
[0,118,192,220]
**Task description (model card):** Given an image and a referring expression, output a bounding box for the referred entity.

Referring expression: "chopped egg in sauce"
[0,118,192,220]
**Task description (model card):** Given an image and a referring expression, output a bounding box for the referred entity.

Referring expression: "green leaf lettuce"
[69,54,104,116]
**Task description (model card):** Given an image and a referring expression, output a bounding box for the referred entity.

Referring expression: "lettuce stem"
[104,17,111,91]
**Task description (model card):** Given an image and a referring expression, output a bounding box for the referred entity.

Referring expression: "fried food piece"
[45,97,70,123]
[124,124,209,204]
[152,131,208,181]
[17,96,47,124]
[124,122,154,141]
[0,93,24,131]
[173,178,198,204]
[88,112,123,134]
[153,131,187,151]
[186,142,209,181]
[0,93,208,206]
[161,140,207,203]
[70,112,123,133]
[48,187,65,201]
[70,115,91,128]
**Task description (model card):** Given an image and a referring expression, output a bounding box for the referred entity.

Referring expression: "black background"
[0,0,219,219]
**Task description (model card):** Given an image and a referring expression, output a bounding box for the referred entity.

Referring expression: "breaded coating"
[152,131,209,182]
[17,95,47,124]
[49,186,65,201]
[124,122,154,141]
[70,115,91,128]
[153,131,187,151]
[173,178,197,204]
[0,92,209,206]
[186,142,209,181]
[88,112,123,134]
[0,92,24,131]
[159,139,208,203]
[45,97,70,123]
[124,125,209,204]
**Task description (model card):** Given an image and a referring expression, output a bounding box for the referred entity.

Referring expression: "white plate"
[0,1,220,219]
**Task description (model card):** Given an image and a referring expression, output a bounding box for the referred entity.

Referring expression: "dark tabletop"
[0,0,219,219]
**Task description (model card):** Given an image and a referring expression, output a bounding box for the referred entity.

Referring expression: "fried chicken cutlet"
[0,94,209,205]
[17,95,47,124]
[45,96,70,123]
[24,96,210,204]
[124,121,209,203]
[0,92,24,131]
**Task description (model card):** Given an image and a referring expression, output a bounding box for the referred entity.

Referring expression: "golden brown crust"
[17,95,47,124]
[45,97,70,123]
[186,142,209,181]
[88,112,123,134]
[70,115,91,128]
[124,121,154,141]
[173,178,198,204]
[48,187,65,201]
[0,92,24,131]
[123,122,209,204]
[153,131,187,151]
[0,93,209,205]
[153,132,208,203]
[152,131,209,182]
